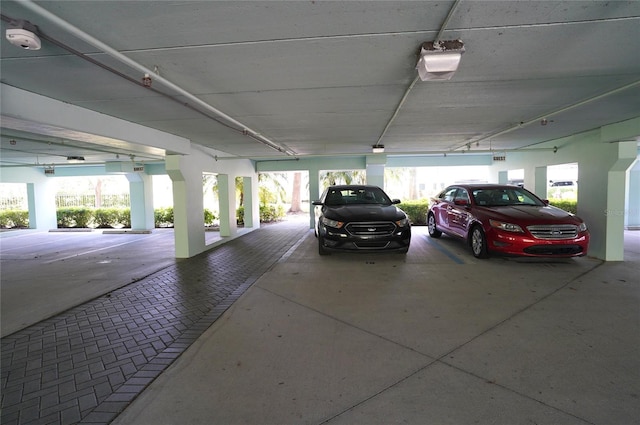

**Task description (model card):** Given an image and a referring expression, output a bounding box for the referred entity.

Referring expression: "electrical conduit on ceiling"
[373,0,462,150]
[16,0,295,157]
[454,78,640,152]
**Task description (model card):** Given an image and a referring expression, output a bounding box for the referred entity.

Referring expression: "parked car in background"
[427,184,589,259]
[312,185,411,255]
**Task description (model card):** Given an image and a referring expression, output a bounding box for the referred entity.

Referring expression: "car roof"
[448,184,524,190]
[327,185,382,190]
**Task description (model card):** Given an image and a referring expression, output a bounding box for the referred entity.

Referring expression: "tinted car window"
[443,188,458,202]
[454,189,470,204]
[472,188,544,206]
[325,187,391,205]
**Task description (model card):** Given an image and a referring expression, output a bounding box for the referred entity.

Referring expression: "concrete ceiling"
[1,1,639,168]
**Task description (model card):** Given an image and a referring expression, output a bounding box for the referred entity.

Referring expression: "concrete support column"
[217,174,237,238]
[127,173,154,230]
[534,166,548,199]
[26,179,57,230]
[165,155,205,259]
[242,176,258,228]
[497,170,508,184]
[626,159,640,229]
[578,140,637,261]
[366,155,386,188]
[308,168,320,229]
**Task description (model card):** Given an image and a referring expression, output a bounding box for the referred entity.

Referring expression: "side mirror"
[312,200,323,206]
[454,199,469,206]
[542,199,550,205]
[391,199,401,205]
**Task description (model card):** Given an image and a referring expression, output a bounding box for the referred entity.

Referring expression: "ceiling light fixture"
[416,40,465,81]
[66,155,85,162]
[372,145,385,154]
[5,19,41,50]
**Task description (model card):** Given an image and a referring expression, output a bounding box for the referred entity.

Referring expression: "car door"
[436,187,458,232]
[448,188,471,237]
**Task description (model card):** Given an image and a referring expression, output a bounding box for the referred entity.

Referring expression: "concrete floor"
[1,221,639,424]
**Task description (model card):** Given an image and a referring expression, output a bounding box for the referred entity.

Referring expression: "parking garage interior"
[1,2,639,424]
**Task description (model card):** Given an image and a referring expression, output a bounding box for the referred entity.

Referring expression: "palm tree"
[320,170,366,187]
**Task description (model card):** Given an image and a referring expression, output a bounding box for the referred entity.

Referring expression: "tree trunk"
[289,172,302,212]
[95,179,102,208]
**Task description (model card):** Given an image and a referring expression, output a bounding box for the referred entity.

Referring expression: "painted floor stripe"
[424,234,466,264]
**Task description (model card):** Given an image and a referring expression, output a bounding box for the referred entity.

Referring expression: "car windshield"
[324,187,392,206]
[472,188,544,207]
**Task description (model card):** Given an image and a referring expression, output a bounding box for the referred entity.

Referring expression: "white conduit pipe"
[456,78,640,151]
[19,0,293,156]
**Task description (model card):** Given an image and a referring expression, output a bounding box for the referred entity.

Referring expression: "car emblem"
[368,227,376,232]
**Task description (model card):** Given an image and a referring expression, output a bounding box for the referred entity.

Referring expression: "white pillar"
[127,172,154,230]
[217,174,237,237]
[165,155,205,258]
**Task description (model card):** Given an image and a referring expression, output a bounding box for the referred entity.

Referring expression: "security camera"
[6,28,41,50]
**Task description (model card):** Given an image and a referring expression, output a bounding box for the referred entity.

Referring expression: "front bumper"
[319,222,411,252]
[487,230,590,257]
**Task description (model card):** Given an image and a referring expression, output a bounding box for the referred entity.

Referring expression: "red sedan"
[427,184,589,259]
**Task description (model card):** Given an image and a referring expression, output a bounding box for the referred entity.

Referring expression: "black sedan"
[312,185,411,255]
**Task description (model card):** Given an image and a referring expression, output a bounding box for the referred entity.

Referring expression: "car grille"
[345,221,396,237]
[527,224,578,240]
[523,245,584,255]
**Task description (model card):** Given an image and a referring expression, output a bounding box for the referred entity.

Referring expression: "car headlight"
[578,222,588,232]
[395,217,410,227]
[321,216,344,229]
[489,219,524,233]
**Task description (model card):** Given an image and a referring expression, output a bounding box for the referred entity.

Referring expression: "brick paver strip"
[1,221,310,425]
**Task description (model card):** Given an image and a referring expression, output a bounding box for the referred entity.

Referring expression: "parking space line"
[424,234,466,264]
[42,233,164,264]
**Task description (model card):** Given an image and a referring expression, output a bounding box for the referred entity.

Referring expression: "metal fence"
[0,194,130,210]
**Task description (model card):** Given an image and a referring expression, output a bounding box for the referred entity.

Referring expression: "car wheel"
[427,213,442,238]
[470,226,489,259]
[318,234,330,255]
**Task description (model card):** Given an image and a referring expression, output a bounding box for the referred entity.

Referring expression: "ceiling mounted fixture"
[372,145,385,154]
[5,19,41,50]
[66,156,85,162]
[416,40,465,81]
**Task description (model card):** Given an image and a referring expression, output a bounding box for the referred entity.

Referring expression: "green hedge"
[259,204,286,223]
[154,207,174,228]
[57,207,93,228]
[548,199,577,214]
[237,204,286,224]
[0,210,29,228]
[3,206,257,229]
[397,199,429,225]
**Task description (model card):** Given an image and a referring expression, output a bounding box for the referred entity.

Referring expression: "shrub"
[548,199,577,214]
[93,208,120,228]
[0,210,29,228]
[116,208,131,228]
[397,199,429,225]
[236,206,244,225]
[259,204,286,223]
[204,208,217,226]
[154,207,174,228]
[57,207,92,228]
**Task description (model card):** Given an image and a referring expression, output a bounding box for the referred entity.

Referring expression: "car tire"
[470,225,489,259]
[318,234,330,255]
[427,213,442,238]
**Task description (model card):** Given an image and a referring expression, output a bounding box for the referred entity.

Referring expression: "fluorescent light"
[417,40,465,81]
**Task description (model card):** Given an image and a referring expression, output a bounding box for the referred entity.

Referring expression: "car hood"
[480,205,582,223]
[324,204,406,222]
